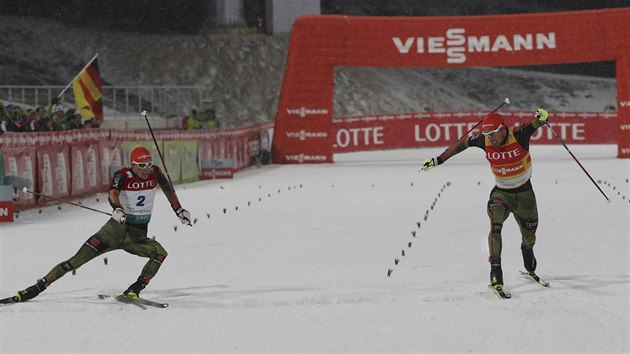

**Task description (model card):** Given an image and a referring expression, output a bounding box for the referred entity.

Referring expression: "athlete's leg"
[16,220,122,302]
[487,189,511,286]
[514,189,539,272]
[121,231,168,295]
[43,220,122,284]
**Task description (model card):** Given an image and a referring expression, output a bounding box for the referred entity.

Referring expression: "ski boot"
[490,256,504,289]
[521,243,537,275]
[122,276,149,298]
[520,244,549,286]
[15,278,48,302]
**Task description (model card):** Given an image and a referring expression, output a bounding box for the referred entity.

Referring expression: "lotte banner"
[332,112,617,153]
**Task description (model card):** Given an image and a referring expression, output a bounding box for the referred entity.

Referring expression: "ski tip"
[105,294,169,308]
[489,285,511,299]
[520,271,551,287]
[0,296,19,305]
[496,292,511,299]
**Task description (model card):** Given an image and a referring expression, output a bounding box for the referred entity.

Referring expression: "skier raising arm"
[421,108,549,294]
[11,146,192,303]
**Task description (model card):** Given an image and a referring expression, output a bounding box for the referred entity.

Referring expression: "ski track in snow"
[0,145,628,353]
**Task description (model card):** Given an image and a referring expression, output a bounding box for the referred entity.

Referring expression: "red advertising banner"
[333,112,617,153]
[272,9,630,162]
[199,138,234,179]
[0,130,110,148]
[0,201,14,222]
[199,139,215,162]
[2,147,38,210]
[98,141,123,188]
[0,133,39,148]
[199,159,234,180]
[232,136,243,170]
[0,125,272,212]
[196,127,271,178]
[219,137,227,160]
[37,145,71,204]
[70,142,102,197]
[617,56,630,157]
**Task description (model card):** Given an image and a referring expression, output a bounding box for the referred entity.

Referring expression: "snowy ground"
[1,145,628,353]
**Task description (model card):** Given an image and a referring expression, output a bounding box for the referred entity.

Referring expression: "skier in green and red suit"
[11,146,192,303]
[421,108,549,291]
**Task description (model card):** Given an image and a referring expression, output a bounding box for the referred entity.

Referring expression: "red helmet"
[481,113,504,133]
[130,146,152,165]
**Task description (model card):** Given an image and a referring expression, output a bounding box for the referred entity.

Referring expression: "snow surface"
[1,145,629,353]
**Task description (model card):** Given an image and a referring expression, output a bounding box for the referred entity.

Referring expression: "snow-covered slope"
[0,145,628,352]
[335,67,616,116]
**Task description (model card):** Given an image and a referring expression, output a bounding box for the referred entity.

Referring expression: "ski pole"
[544,122,609,201]
[22,187,113,216]
[140,110,175,188]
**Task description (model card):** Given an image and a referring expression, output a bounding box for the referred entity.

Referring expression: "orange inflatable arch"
[271,8,630,163]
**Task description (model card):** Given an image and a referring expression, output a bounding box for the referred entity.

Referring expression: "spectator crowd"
[182,108,220,131]
[0,100,101,134]
[1,101,222,134]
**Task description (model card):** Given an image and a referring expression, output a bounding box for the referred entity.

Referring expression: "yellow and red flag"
[72,57,103,121]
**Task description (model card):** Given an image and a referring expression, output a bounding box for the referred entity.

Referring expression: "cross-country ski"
[520,271,551,287]
[98,294,169,309]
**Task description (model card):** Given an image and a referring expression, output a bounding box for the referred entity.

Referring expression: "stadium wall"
[0,124,272,211]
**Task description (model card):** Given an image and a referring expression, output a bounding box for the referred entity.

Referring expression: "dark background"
[2,0,629,34]
[1,0,628,77]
